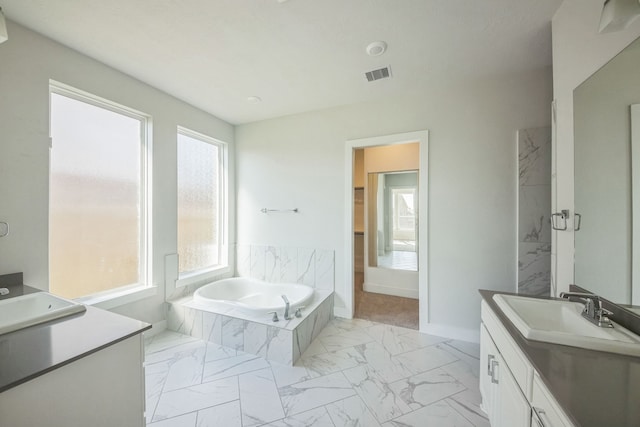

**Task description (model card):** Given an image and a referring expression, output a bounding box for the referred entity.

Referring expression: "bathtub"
[193,277,314,316]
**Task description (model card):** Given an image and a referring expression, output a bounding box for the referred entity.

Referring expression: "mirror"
[367,170,418,271]
[574,36,640,306]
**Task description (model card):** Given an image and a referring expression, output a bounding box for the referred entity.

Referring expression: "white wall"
[0,22,234,324]
[236,69,552,339]
[552,0,640,295]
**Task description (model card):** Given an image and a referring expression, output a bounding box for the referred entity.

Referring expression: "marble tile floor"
[144,317,489,427]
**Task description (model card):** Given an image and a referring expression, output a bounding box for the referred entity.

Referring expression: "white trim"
[632,104,640,305]
[48,80,154,298]
[333,306,351,319]
[78,285,158,310]
[176,127,230,286]
[363,282,419,299]
[422,323,480,343]
[344,130,429,331]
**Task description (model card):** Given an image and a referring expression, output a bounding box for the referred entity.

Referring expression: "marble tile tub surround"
[518,127,551,297]
[144,318,488,427]
[168,293,334,365]
[237,244,335,291]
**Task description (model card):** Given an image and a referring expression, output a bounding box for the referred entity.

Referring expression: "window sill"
[77,285,158,310]
[176,265,231,288]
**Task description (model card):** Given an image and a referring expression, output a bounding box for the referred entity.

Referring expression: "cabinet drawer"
[481,300,533,399]
[532,374,574,427]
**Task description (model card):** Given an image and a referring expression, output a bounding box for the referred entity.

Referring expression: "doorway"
[344,131,429,331]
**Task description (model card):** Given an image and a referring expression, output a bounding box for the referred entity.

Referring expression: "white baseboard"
[421,322,480,343]
[333,306,351,319]
[363,282,419,299]
[143,320,167,337]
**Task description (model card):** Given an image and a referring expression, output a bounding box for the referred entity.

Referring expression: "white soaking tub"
[193,277,314,316]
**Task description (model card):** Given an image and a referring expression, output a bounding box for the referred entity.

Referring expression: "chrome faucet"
[559,292,613,328]
[281,295,292,320]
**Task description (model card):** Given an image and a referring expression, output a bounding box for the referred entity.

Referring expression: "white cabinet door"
[481,322,530,427]
[532,374,574,427]
[480,323,498,417]
[493,351,531,427]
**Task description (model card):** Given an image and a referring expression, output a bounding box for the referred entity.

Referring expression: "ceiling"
[2,0,563,125]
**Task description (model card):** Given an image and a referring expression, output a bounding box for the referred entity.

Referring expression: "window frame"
[48,80,154,306]
[175,126,229,288]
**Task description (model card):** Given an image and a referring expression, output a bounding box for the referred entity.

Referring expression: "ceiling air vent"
[364,66,392,82]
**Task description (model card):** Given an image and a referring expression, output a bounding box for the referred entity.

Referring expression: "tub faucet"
[281,295,292,320]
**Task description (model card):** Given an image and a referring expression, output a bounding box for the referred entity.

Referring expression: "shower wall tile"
[518,185,551,243]
[519,127,551,186]
[518,242,552,296]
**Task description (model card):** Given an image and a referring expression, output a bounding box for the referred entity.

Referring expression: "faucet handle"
[267,311,279,322]
[600,307,613,316]
[295,306,305,318]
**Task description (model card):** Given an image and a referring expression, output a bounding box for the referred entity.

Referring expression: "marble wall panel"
[518,242,552,296]
[236,244,334,290]
[519,127,552,186]
[518,185,552,243]
[518,126,551,296]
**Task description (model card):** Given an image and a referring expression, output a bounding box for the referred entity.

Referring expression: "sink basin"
[0,292,86,335]
[493,294,640,356]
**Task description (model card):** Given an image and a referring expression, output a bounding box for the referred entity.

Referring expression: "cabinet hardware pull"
[532,407,547,427]
[490,359,499,384]
[487,354,495,376]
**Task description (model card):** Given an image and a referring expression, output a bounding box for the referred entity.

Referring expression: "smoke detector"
[364,66,392,82]
[366,41,387,57]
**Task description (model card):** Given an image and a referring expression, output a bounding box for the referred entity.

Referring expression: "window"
[177,128,227,279]
[49,82,150,300]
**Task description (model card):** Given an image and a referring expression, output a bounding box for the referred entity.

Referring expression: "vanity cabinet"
[481,300,573,427]
[0,334,146,427]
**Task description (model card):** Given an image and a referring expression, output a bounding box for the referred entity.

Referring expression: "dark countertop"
[480,290,640,427]
[0,285,151,393]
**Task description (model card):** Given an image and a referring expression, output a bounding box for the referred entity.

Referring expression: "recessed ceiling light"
[366,41,387,57]
[247,96,262,104]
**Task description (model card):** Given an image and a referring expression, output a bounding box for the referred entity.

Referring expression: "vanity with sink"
[0,273,151,427]
[480,290,640,427]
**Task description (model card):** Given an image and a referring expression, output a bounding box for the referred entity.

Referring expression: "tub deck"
[168,290,334,365]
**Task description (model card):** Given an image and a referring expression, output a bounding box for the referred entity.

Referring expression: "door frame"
[343,130,429,331]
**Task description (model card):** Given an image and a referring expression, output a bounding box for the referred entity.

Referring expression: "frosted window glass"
[49,93,143,299]
[178,132,221,273]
